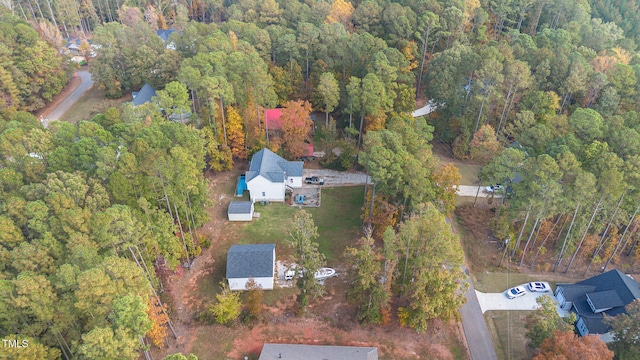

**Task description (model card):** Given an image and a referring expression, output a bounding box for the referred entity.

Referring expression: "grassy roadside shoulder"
[61,86,131,124]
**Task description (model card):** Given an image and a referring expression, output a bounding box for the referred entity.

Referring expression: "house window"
[262,192,266,197]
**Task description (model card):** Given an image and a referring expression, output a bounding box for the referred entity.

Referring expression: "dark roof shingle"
[226,244,275,279]
[259,344,378,360]
[228,201,253,215]
[132,83,157,106]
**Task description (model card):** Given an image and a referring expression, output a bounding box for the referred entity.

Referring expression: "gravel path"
[302,169,371,186]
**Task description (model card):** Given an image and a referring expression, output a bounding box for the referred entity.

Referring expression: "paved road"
[411,99,438,117]
[459,267,499,360]
[44,70,93,127]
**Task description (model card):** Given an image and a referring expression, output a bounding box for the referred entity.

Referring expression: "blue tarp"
[236,175,247,196]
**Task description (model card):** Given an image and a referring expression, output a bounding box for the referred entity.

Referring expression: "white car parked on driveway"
[506,286,527,299]
[528,282,551,292]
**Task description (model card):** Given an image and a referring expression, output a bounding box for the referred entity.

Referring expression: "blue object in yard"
[295,194,305,204]
[236,175,247,196]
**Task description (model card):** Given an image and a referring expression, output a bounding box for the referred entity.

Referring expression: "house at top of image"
[226,244,275,291]
[555,269,640,342]
[246,148,303,202]
[258,343,378,360]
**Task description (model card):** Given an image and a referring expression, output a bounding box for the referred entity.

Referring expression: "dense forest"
[2,0,640,357]
[0,109,208,358]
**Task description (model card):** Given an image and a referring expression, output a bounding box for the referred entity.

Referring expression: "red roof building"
[264,108,283,130]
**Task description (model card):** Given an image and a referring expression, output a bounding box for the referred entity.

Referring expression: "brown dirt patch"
[34,69,83,118]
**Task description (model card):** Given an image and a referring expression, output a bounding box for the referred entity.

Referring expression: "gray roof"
[132,83,157,106]
[560,269,640,334]
[156,29,176,42]
[246,148,303,183]
[228,201,253,215]
[558,284,597,302]
[226,244,275,279]
[259,344,378,360]
[575,270,640,304]
[587,290,624,311]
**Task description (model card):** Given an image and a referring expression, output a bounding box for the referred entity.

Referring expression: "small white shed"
[226,244,275,291]
[227,201,254,221]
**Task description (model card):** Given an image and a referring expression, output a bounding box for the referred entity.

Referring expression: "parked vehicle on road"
[485,184,504,193]
[527,282,551,292]
[506,286,526,299]
[305,176,324,185]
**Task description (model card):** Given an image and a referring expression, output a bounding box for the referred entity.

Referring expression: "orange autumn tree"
[146,297,170,347]
[280,100,313,159]
[533,330,613,360]
[470,125,503,163]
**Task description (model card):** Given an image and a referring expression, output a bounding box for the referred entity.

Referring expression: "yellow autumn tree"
[326,0,354,30]
[225,106,247,159]
[364,113,386,133]
[146,297,170,347]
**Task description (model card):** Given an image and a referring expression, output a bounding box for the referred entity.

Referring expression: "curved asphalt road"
[44,70,93,127]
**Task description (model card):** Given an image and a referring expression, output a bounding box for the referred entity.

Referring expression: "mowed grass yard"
[195,186,365,304]
[243,186,365,263]
[62,85,131,124]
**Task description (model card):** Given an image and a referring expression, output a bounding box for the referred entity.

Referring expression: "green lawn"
[243,186,365,263]
[485,311,533,360]
[196,186,364,302]
[454,162,482,185]
[61,85,131,124]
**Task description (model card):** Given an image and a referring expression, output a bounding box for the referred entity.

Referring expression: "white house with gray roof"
[246,148,303,202]
[226,244,275,290]
[227,201,254,221]
[259,343,378,360]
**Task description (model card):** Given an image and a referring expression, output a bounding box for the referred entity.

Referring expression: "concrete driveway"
[476,284,554,313]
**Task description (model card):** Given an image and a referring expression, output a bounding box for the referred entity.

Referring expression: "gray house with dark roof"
[259,343,378,360]
[246,148,303,202]
[555,269,640,342]
[132,83,157,106]
[226,244,275,290]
